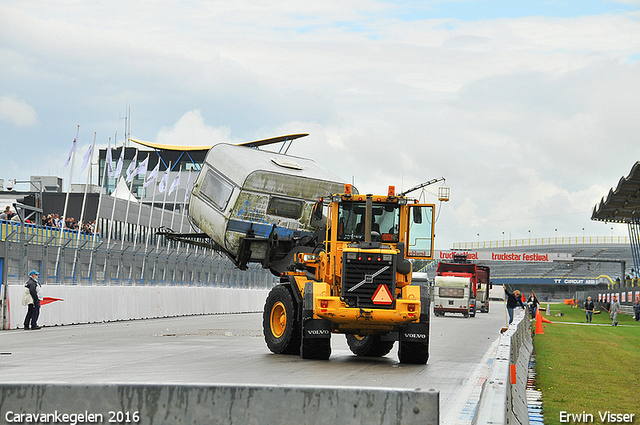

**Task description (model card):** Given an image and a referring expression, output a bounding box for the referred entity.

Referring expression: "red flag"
[40,297,63,306]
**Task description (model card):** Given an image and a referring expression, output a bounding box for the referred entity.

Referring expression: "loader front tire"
[263,285,300,355]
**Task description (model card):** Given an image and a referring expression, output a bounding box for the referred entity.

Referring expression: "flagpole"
[106,143,125,250]
[168,166,182,284]
[169,165,182,232]
[76,132,96,245]
[156,161,172,251]
[55,125,79,281]
[132,153,149,251]
[94,137,113,242]
[178,171,191,254]
[103,143,124,283]
[89,138,111,279]
[153,161,171,284]
[72,131,96,280]
[141,156,159,283]
[120,148,138,251]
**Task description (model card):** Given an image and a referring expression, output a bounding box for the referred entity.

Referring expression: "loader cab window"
[200,169,233,211]
[337,201,400,242]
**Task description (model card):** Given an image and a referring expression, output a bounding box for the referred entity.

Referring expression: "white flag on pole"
[136,154,149,177]
[64,137,77,167]
[106,138,115,178]
[183,172,191,204]
[114,148,124,179]
[144,162,159,188]
[158,169,169,193]
[81,140,94,172]
[125,150,138,183]
[169,170,181,195]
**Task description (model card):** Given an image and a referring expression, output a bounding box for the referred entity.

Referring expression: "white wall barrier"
[5,284,269,329]
[0,383,439,425]
[473,309,532,425]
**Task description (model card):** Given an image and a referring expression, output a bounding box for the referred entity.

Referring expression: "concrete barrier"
[473,309,532,425]
[5,285,269,329]
[0,383,439,425]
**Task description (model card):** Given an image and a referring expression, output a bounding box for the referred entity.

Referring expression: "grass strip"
[533,303,640,425]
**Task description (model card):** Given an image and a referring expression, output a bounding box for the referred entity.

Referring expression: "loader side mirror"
[413,206,422,224]
[313,200,323,221]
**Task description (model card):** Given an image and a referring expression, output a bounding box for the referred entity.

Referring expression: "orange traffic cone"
[541,316,553,324]
[535,309,544,334]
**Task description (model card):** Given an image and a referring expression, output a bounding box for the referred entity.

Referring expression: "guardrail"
[473,309,532,425]
[453,236,629,250]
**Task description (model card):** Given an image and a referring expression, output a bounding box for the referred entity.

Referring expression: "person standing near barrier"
[633,298,640,322]
[503,285,525,324]
[584,296,595,323]
[23,270,43,330]
[528,291,540,319]
[609,294,621,327]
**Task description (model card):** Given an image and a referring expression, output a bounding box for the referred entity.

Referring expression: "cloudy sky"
[2,0,640,249]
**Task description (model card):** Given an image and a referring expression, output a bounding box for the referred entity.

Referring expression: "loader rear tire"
[263,285,301,355]
[346,334,394,358]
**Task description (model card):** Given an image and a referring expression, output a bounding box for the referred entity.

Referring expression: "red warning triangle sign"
[371,284,393,305]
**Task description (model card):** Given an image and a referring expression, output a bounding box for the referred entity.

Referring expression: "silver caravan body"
[189,143,350,273]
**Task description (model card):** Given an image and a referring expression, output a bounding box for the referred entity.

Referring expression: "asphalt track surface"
[1,301,507,424]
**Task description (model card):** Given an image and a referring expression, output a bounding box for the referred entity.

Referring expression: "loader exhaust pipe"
[365,195,372,243]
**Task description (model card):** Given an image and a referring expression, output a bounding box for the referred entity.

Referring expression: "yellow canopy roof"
[129,134,309,152]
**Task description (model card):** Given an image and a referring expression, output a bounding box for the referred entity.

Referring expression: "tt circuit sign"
[436,250,573,263]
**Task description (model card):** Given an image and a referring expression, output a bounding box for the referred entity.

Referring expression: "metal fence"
[1,222,277,289]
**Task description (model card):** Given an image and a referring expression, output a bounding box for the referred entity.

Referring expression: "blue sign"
[492,277,600,286]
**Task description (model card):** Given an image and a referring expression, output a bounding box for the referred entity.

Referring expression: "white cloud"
[2,1,640,247]
[155,110,236,146]
[0,95,37,127]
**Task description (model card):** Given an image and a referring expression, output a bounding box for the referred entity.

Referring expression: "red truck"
[434,255,489,317]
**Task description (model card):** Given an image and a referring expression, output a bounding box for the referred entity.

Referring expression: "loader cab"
[336,202,401,243]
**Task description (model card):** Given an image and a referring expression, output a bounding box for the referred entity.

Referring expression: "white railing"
[453,236,629,250]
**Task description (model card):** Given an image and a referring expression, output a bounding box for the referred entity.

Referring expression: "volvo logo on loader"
[404,333,427,339]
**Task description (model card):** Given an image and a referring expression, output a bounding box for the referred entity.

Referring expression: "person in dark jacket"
[528,291,540,319]
[584,296,595,323]
[633,299,640,322]
[23,270,42,330]
[503,285,525,324]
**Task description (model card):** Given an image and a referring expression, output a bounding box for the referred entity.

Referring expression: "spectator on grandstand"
[528,291,540,319]
[584,296,595,323]
[503,285,525,324]
[1,206,11,220]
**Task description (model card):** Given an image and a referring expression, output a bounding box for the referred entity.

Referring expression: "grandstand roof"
[129,133,309,152]
[591,161,640,224]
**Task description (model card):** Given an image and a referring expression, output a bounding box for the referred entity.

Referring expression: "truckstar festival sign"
[436,250,573,263]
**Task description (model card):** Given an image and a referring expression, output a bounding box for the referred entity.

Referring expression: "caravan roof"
[204,144,350,200]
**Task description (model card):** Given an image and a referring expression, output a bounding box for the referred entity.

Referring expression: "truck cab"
[433,256,480,318]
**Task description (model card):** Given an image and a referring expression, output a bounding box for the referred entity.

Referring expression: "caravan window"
[267,197,303,219]
[201,169,233,211]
